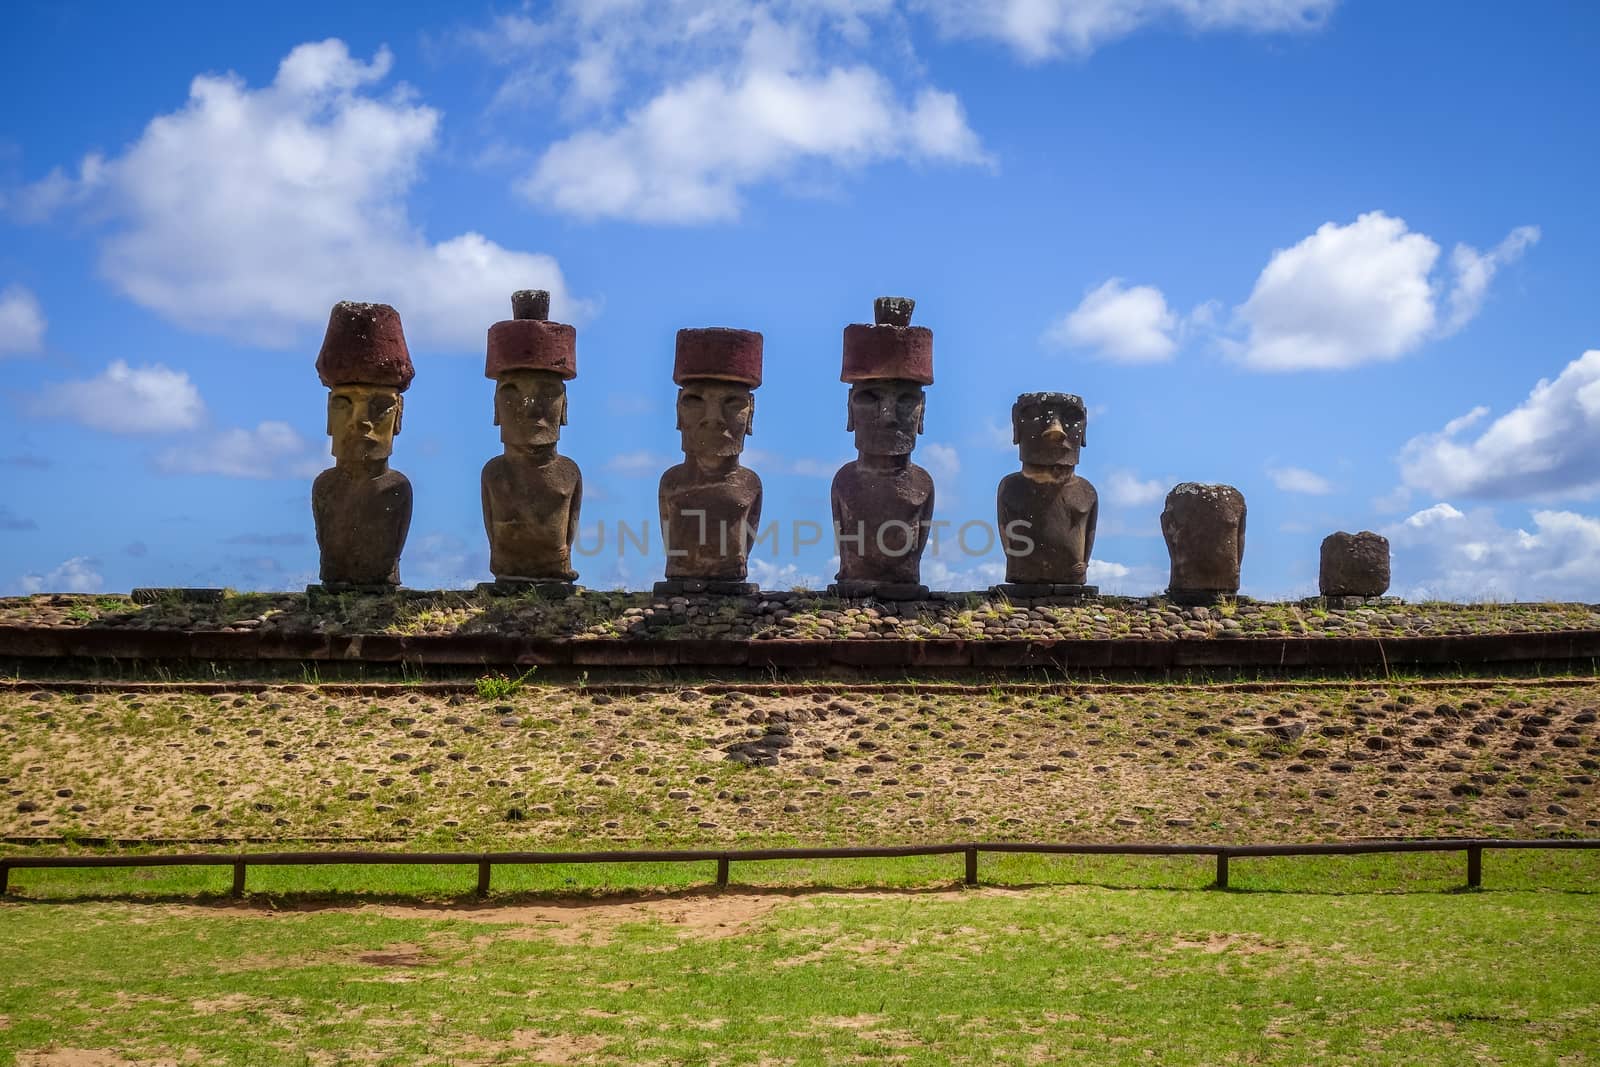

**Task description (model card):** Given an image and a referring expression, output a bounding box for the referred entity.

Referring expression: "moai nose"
[1043,418,1067,442]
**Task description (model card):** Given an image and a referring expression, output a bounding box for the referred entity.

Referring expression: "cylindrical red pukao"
[485,290,577,380]
[673,327,763,387]
[316,301,414,391]
[841,297,932,384]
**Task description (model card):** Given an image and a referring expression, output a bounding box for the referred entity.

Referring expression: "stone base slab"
[829,581,931,601]
[1304,595,1404,610]
[653,580,760,597]
[477,580,578,599]
[992,583,1099,601]
[131,588,225,605]
[306,583,402,598]
[1166,588,1244,607]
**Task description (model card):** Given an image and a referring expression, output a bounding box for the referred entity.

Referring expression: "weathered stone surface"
[482,293,583,584]
[998,391,1098,585]
[660,329,764,584]
[1161,482,1246,602]
[1320,530,1391,597]
[831,299,936,596]
[313,302,413,588]
[315,302,413,391]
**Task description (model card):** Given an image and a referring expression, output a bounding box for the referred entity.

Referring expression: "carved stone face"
[676,379,754,459]
[847,379,925,456]
[495,368,567,448]
[1014,394,1086,467]
[327,384,403,463]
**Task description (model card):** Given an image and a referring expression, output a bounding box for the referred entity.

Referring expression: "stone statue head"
[847,379,925,457]
[1013,391,1086,468]
[494,368,568,448]
[327,383,403,463]
[677,378,754,459]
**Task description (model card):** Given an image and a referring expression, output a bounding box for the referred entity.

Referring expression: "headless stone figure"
[310,302,414,591]
[479,291,582,593]
[656,328,764,595]
[996,392,1098,595]
[830,298,936,599]
[1161,482,1247,605]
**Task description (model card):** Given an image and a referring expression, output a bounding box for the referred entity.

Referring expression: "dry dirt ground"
[3,682,1597,844]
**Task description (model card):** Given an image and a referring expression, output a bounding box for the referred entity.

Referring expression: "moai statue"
[829,297,935,600]
[656,328,764,596]
[1320,531,1391,602]
[1160,483,1246,605]
[310,301,414,593]
[994,392,1099,600]
[480,289,582,597]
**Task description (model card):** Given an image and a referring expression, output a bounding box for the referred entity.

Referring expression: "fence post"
[1466,845,1482,889]
[477,858,492,897]
[230,857,246,898]
[964,847,979,886]
[1214,852,1229,890]
[716,857,730,888]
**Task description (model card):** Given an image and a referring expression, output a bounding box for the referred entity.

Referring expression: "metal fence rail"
[3,838,1597,897]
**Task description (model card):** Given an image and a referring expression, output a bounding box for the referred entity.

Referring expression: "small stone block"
[130,587,225,605]
[994,583,1055,600]
[703,580,760,596]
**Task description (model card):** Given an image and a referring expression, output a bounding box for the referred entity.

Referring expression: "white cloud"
[743,448,845,478]
[28,360,205,434]
[1267,465,1333,495]
[1230,212,1536,371]
[917,0,1337,62]
[1385,502,1600,602]
[22,40,577,351]
[1104,469,1166,507]
[155,421,324,480]
[747,557,827,590]
[491,4,986,223]
[921,441,961,481]
[1444,226,1539,335]
[1398,351,1600,501]
[923,557,1005,590]
[0,285,46,355]
[1045,278,1176,363]
[19,557,104,594]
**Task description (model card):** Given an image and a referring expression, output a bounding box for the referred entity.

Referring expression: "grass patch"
[2,880,1598,1065]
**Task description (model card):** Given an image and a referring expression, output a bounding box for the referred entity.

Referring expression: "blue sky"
[2,0,1597,600]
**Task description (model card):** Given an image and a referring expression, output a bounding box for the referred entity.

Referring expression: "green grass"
[2,868,1597,1064]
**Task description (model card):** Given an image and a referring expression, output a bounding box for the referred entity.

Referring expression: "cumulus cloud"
[19,557,104,594]
[1045,279,1177,363]
[28,361,205,434]
[155,421,325,479]
[1267,465,1333,495]
[1397,351,1600,501]
[19,40,577,351]
[921,442,961,481]
[917,0,1337,62]
[1230,212,1536,371]
[1443,225,1540,335]
[0,285,46,355]
[1385,502,1600,602]
[1104,469,1166,507]
[481,4,986,223]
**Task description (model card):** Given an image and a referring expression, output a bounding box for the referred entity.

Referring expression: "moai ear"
[393,393,404,436]
[1011,407,1020,447]
[845,389,855,433]
[675,387,685,433]
[916,395,926,436]
[747,392,755,437]
[325,393,337,438]
[559,389,568,428]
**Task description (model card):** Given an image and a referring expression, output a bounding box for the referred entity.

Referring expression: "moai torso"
[998,471,1098,584]
[1161,483,1247,595]
[831,460,934,585]
[312,466,412,586]
[482,451,581,581]
[660,462,762,579]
